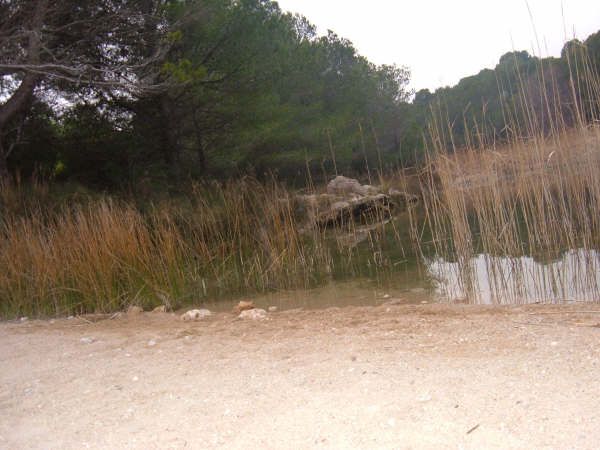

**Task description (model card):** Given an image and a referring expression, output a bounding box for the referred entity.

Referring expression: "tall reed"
[0,177,415,318]
[420,40,600,303]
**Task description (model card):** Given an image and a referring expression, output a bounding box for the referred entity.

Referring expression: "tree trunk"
[0,140,9,182]
[192,112,206,174]
[0,0,48,183]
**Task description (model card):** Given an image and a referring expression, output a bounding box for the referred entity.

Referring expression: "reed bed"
[0,178,414,318]
[420,44,600,303]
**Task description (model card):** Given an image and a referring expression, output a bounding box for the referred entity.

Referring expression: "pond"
[429,248,600,305]
[204,247,600,311]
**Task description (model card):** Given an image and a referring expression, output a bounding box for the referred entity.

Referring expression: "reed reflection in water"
[428,249,600,304]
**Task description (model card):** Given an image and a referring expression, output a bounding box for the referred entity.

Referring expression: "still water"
[429,248,600,305]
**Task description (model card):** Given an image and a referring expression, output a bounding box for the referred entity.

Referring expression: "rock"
[80,337,95,344]
[388,188,419,208]
[233,300,255,314]
[268,306,278,313]
[327,176,379,196]
[19,316,28,322]
[127,305,144,315]
[316,193,393,228]
[147,340,157,347]
[238,308,267,320]
[382,294,391,299]
[152,305,167,313]
[180,309,212,321]
[330,200,351,211]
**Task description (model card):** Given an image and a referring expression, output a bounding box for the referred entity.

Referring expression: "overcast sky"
[275,0,600,92]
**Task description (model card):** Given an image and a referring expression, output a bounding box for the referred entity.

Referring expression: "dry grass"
[418,44,600,303]
[0,178,414,318]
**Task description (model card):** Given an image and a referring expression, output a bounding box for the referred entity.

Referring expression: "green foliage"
[5,0,600,190]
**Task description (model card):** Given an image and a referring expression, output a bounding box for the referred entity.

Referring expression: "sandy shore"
[2,303,600,449]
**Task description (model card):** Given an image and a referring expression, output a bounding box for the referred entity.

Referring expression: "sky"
[275,0,600,92]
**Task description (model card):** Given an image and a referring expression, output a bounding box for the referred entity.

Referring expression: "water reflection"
[428,249,600,304]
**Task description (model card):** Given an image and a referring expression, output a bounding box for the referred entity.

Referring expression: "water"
[429,248,600,305]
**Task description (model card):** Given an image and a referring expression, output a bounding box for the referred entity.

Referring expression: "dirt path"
[2,304,600,449]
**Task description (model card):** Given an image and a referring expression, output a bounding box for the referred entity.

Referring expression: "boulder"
[239,308,267,320]
[316,193,393,228]
[327,176,379,197]
[180,309,212,321]
[388,188,419,208]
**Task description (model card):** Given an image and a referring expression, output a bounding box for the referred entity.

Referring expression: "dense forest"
[1,0,599,191]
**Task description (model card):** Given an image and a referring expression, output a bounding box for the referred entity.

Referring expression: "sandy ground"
[2,303,600,450]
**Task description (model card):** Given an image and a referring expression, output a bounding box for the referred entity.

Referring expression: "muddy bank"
[1,304,600,449]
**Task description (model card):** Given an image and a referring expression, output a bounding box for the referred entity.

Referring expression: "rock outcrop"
[295,175,418,230]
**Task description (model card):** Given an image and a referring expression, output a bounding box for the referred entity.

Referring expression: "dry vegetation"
[0,178,413,318]
[2,42,600,317]
[417,45,600,303]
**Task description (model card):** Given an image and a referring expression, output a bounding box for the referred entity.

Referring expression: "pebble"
[20,317,28,322]
[417,393,432,403]
[80,337,95,344]
[268,306,278,312]
[238,308,267,320]
[180,309,212,321]
[148,340,157,347]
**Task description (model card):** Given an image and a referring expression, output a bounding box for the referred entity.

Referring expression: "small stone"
[551,341,559,347]
[127,306,144,315]
[132,376,139,382]
[152,305,167,313]
[382,294,391,299]
[268,306,278,313]
[180,309,212,321]
[233,301,255,314]
[238,308,267,320]
[417,393,432,403]
[147,340,157,347]
[80,337,95,344]
[20,317,28,322]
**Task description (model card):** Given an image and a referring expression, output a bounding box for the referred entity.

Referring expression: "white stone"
[147,340,157,347]
[268,306,278,312]
[180,309,212,321]
[80,337,95,344]
[238,308,267,320]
